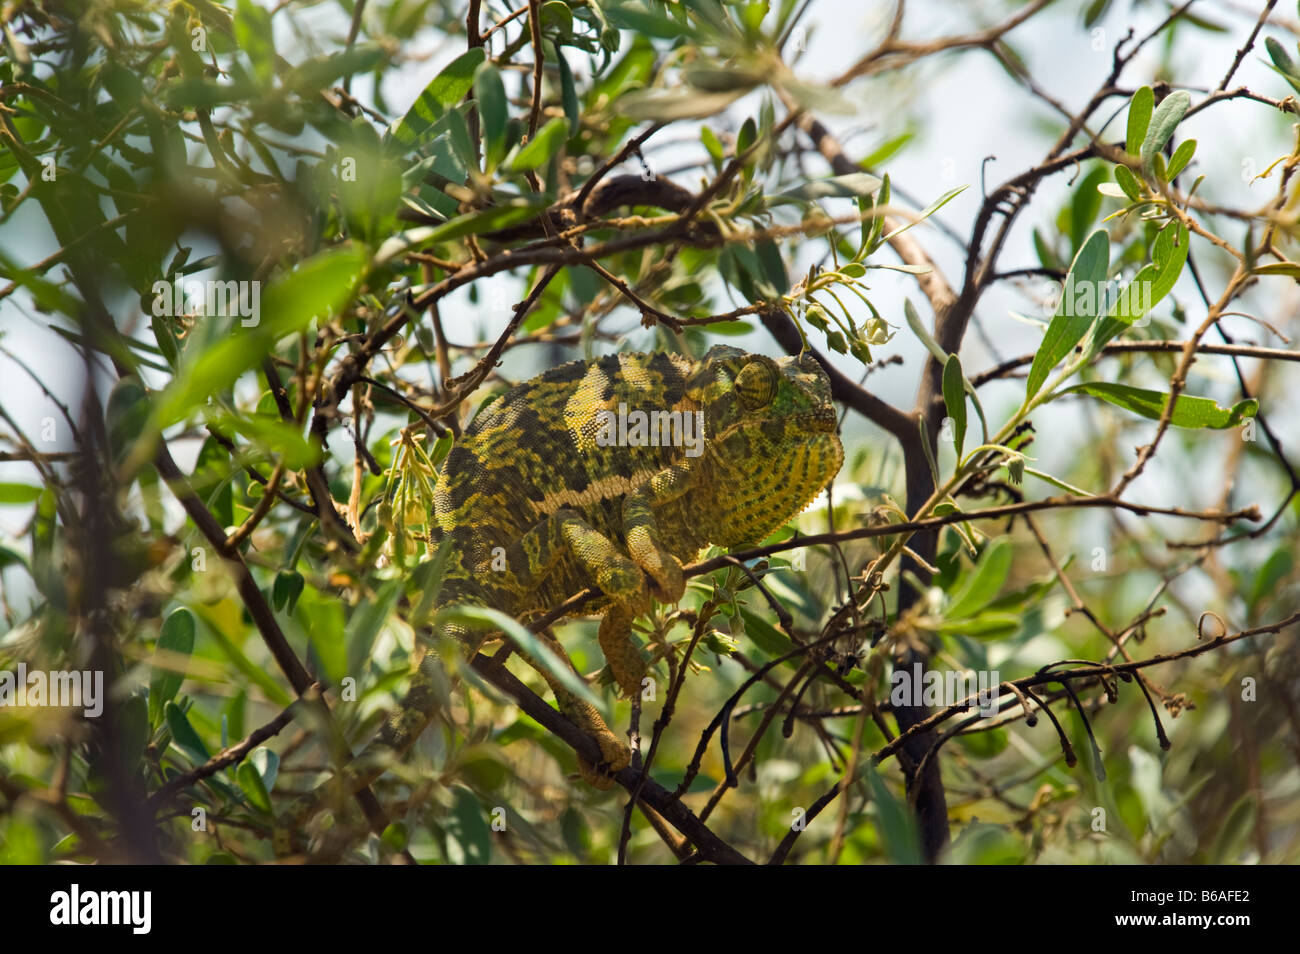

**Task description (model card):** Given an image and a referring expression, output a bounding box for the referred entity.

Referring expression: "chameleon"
[277,344,843,849]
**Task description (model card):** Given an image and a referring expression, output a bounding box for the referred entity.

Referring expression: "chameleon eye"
[734,360,778,409]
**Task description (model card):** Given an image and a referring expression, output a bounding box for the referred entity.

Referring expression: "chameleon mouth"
[804,408,840,433]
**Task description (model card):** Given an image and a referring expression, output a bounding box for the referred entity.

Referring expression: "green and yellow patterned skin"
[277,345,842,850]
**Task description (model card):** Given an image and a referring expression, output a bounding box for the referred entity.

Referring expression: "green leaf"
[102,63,144,109]
[345,578,403,681]
[860,132,913,169]
[1266,36,1296,74]
[556,48,580,135]
[151,313,180,367]
[738,606,794,660]
[445,105,479,170]
[1211,794,1257,863]
[153,247,368,429]
[1114,164,1142,201]
[700,126,724,163]
[604,3,697,39]
[942,354,967,461]
[192,605,292,707]
[250,746,279,792]
[387,48,487,150]
[150,608,196,726]
[780,77,855,115]
[1068,166,1108,254]
[236,761,272,813]
[445,787,492,864]
[865,174,891,253]
[861,763,923,864]
[946,539,1012,620]
[617,87,746,121]
[1265,37,1300,96]
[957,725,1010,759]
[1249,547,1293,611]
[683,65,763,93]
[473,61,509,168]
[285,46,384,92]
[703,320,753,336]
[106,377,150,469]
[1126,86,1154,156]
[773,173,882,204]
[1128,746,1168,826]
[1064,382,1258,429]
[193,436,234,529]
[1140,91,1191,175]
[272,570,305,614]
[0,544,28,573]
[234,0,275,85]
[1025,228,1109,401]
[1165,139,1196,180]
[220,413,319,469]
[375,197,550,262]
[880,185,967,243]
[736,117,757,157]
[224,690,246,746]
[164,701,210,765]
[936,612,1022,639]
[1252,261,1300,279]
[381,821,409,853]
[1087,224,1189,355]
[755,238,789,295]
[539,0,573,35]
[904,298,948,365]
[435,604,605,713]
[944,820,1026,864]
[0,483,41,504]
[509,116,568,172]
[408,538,453,629]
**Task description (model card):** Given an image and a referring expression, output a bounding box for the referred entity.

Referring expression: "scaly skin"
[274,345,843,853]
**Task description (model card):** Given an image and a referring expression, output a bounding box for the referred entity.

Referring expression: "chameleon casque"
[280,344,843,846]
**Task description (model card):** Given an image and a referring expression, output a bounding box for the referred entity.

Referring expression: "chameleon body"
[278,345,842,848]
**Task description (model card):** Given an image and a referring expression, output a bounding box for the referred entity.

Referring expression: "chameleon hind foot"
[552,688,629,788]
[575,713,631,789]
[524,634,630,788]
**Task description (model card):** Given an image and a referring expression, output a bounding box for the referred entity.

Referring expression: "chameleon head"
[685,345,845,548]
